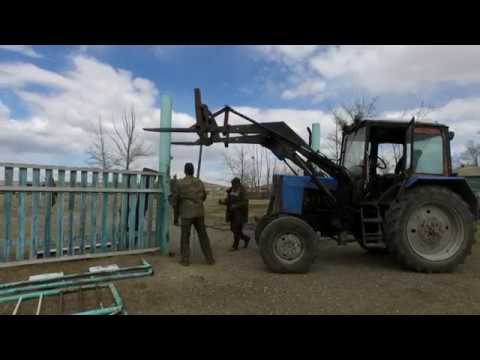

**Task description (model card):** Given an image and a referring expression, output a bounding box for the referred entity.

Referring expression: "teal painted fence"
[0,164,164,263]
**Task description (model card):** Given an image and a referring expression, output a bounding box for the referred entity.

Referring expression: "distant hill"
[203,182,227,190]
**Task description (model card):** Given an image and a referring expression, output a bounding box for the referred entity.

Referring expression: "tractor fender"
[404,176,479,219]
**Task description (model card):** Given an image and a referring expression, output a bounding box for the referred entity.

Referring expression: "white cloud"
[382,96,480,155]
[281,79,326,101]
[310,45,480,94]
[0,56,169,170]
[255,45,322,63]
[0,45,43,58]
[254,45,480,102]
[0,62,70,88]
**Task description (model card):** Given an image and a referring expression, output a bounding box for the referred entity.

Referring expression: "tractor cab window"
[376,143,404,175]
[342,127,366,176]
[409,127,445,175]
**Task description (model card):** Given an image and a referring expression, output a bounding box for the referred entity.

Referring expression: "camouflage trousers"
[180,217,214,264]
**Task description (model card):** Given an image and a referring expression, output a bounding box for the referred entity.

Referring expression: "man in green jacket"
[170,163,215,266]
[220,177,250,251]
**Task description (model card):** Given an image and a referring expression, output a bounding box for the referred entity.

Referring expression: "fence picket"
[111,173,119,251]
[79,171,87,254]
[128,175,138,250]
[155,175,163,248]
[90,172,98,253]
[17,168,27,260]
[138,175,147,249]
[120,174,129,250]
[101,172,109,252]
[68,171,77,255]
[55,170,65,257]
[2,167,13,262]
[30,168,40,260]
[146,175,154,248]
[43,169,53,258]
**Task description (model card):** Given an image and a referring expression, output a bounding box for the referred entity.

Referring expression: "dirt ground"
[1,218,480,314]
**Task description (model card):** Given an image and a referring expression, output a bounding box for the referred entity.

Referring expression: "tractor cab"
[340,119,453,204]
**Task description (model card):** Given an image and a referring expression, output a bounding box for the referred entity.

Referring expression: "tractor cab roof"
[343,119,450,144]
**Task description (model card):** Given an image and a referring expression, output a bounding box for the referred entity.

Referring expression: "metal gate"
[0,163,165,264]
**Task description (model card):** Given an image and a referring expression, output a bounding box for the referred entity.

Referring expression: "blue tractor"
[146,89,478,274]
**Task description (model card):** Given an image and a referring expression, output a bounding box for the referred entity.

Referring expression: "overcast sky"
[0,45,479,184]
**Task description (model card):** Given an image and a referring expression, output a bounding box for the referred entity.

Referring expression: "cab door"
[405,118,448,176]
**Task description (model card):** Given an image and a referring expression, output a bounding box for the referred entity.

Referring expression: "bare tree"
[325,116,343,163]
[460,140,480,166]
[390,101,433,167]
[326,96,379,163]
[264,147,273,191]
[86,116,114,170]
[250,145,265,191]
[341,96,379,124]
[110,107,153,170]
[223,146,251,184]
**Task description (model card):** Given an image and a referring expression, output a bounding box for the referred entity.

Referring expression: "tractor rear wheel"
[384,186,475,273]
[259,216,316,273]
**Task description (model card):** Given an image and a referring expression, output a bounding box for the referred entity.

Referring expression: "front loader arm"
[144,89,353,209]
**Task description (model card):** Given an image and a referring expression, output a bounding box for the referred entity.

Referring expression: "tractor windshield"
[342,127,366,174]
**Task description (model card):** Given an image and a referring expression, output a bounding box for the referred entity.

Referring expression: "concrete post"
[311,123,320,152]
[158,95,172,253]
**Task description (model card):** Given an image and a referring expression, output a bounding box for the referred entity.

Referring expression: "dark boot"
[230,236,240,251]
[243,234,251,248]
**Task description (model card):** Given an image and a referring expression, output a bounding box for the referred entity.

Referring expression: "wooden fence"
[0,163,164,264]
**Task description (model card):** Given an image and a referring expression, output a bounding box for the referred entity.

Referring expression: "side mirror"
[449,131,455,141]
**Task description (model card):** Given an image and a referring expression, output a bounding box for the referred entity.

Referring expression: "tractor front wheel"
[259,216,316,273]
[385,186,475,273]
[254,214,278,246]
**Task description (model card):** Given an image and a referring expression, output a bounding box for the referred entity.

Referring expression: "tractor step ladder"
[360,204,385,248]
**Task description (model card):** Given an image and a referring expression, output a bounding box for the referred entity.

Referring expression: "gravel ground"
[1,222,480,315]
